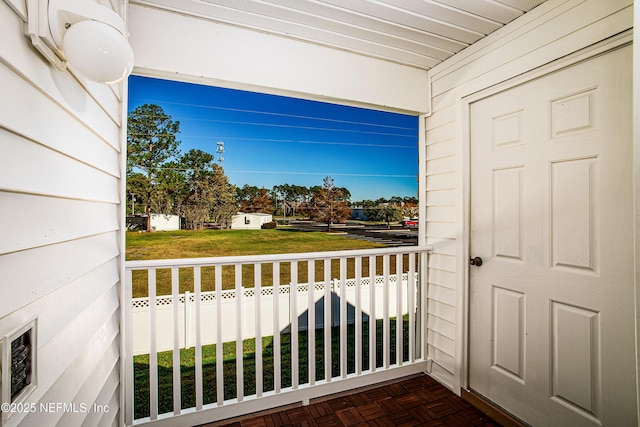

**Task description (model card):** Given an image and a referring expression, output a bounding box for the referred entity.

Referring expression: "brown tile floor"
[205,374,501,427]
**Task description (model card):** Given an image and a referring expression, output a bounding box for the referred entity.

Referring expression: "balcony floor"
[204,374,500,426]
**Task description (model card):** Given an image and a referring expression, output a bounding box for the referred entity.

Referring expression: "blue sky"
[127,75,418,201]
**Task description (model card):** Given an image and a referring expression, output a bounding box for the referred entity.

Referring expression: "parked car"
[402,218,418,227]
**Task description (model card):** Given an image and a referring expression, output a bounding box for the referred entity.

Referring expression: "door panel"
[493,167,524,261]
[551,302,600,415]
[550,157,597,273]
[492,286,525,380]
[469,46,635,426]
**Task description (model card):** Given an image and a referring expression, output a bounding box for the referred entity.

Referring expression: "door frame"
[455,31,634,394]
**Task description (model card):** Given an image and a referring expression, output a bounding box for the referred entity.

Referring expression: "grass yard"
[133,316,412,419]
[127,228,399,297]
[126,228,384,260]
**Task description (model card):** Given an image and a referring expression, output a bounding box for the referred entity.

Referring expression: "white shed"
[231,213,273,230]
[150,213,180,231]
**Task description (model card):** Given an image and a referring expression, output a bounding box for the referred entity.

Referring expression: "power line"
[129,164,415,179]
[128,116,416,137]
[129,98,416,131]
[200,135,416,148]
[127,133,416,148]
[296,139,414,148]
[175,117,414,137]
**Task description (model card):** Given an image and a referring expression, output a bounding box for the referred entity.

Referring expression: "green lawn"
[127,228,394,297]
[126,228,384,261]
[133,316,412,419]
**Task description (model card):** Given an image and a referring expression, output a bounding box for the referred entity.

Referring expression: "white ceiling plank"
[319,0,485,44]
[134,0,444,68]
[132,0,546,71]
[379,0,503,34]
[234,0,464,57]
[433,0,523,24]
[263,0,467,54]
[496,0,546,12]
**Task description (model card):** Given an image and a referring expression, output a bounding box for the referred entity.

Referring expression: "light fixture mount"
[25,0,133,84]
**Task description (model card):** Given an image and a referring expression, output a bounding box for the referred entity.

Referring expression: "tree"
[127,104,181,231]
[364,203,403,229]
[207,168,237,229]
[401,197,419,219]
[272,184,313,217]
[271,185,285,216]
[178,149,236,229]
[126,172,149,216]
[237,185,273,213]
[179,149,215,229]
[309,176,352,230]
[236,184,259,209]
[272,184,294,217]
[338,187,351,201]
[251,188,273,213]
[154,160,188,215]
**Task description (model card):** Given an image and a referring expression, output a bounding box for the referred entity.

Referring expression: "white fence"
[131,274,412,355]
[124,246,430,426]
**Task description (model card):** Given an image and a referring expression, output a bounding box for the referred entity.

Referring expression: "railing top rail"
[125,245,432,270]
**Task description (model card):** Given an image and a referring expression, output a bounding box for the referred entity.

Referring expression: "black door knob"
[470,257,483,266]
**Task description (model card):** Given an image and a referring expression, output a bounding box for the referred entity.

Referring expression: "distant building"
[231,212,273,230]
[151,213,181,231]
[127,214,181,231]
[350,207,368,220]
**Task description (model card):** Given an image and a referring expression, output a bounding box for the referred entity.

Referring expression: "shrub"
[261,221,277,229]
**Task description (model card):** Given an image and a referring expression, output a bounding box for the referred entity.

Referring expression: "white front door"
[469,45,636,426]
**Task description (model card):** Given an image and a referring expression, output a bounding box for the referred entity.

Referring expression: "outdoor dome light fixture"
[27,0,134,84]
[49,0,134,83]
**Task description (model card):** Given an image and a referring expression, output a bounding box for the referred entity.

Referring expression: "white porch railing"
[124,246,430,427]
[131,274,413,355]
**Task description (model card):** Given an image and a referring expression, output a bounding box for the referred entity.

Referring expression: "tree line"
[127,104,416,231]
[127,104,237,231]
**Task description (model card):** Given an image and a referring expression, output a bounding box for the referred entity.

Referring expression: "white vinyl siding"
[0,1,123,426]
[423,0,633,390]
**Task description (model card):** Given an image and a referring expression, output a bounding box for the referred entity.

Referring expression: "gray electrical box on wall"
[1,319,37,424]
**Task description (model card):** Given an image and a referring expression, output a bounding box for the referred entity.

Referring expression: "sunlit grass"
[127,228,395,297]
[126,228,384,260]
[133,316,412,419]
